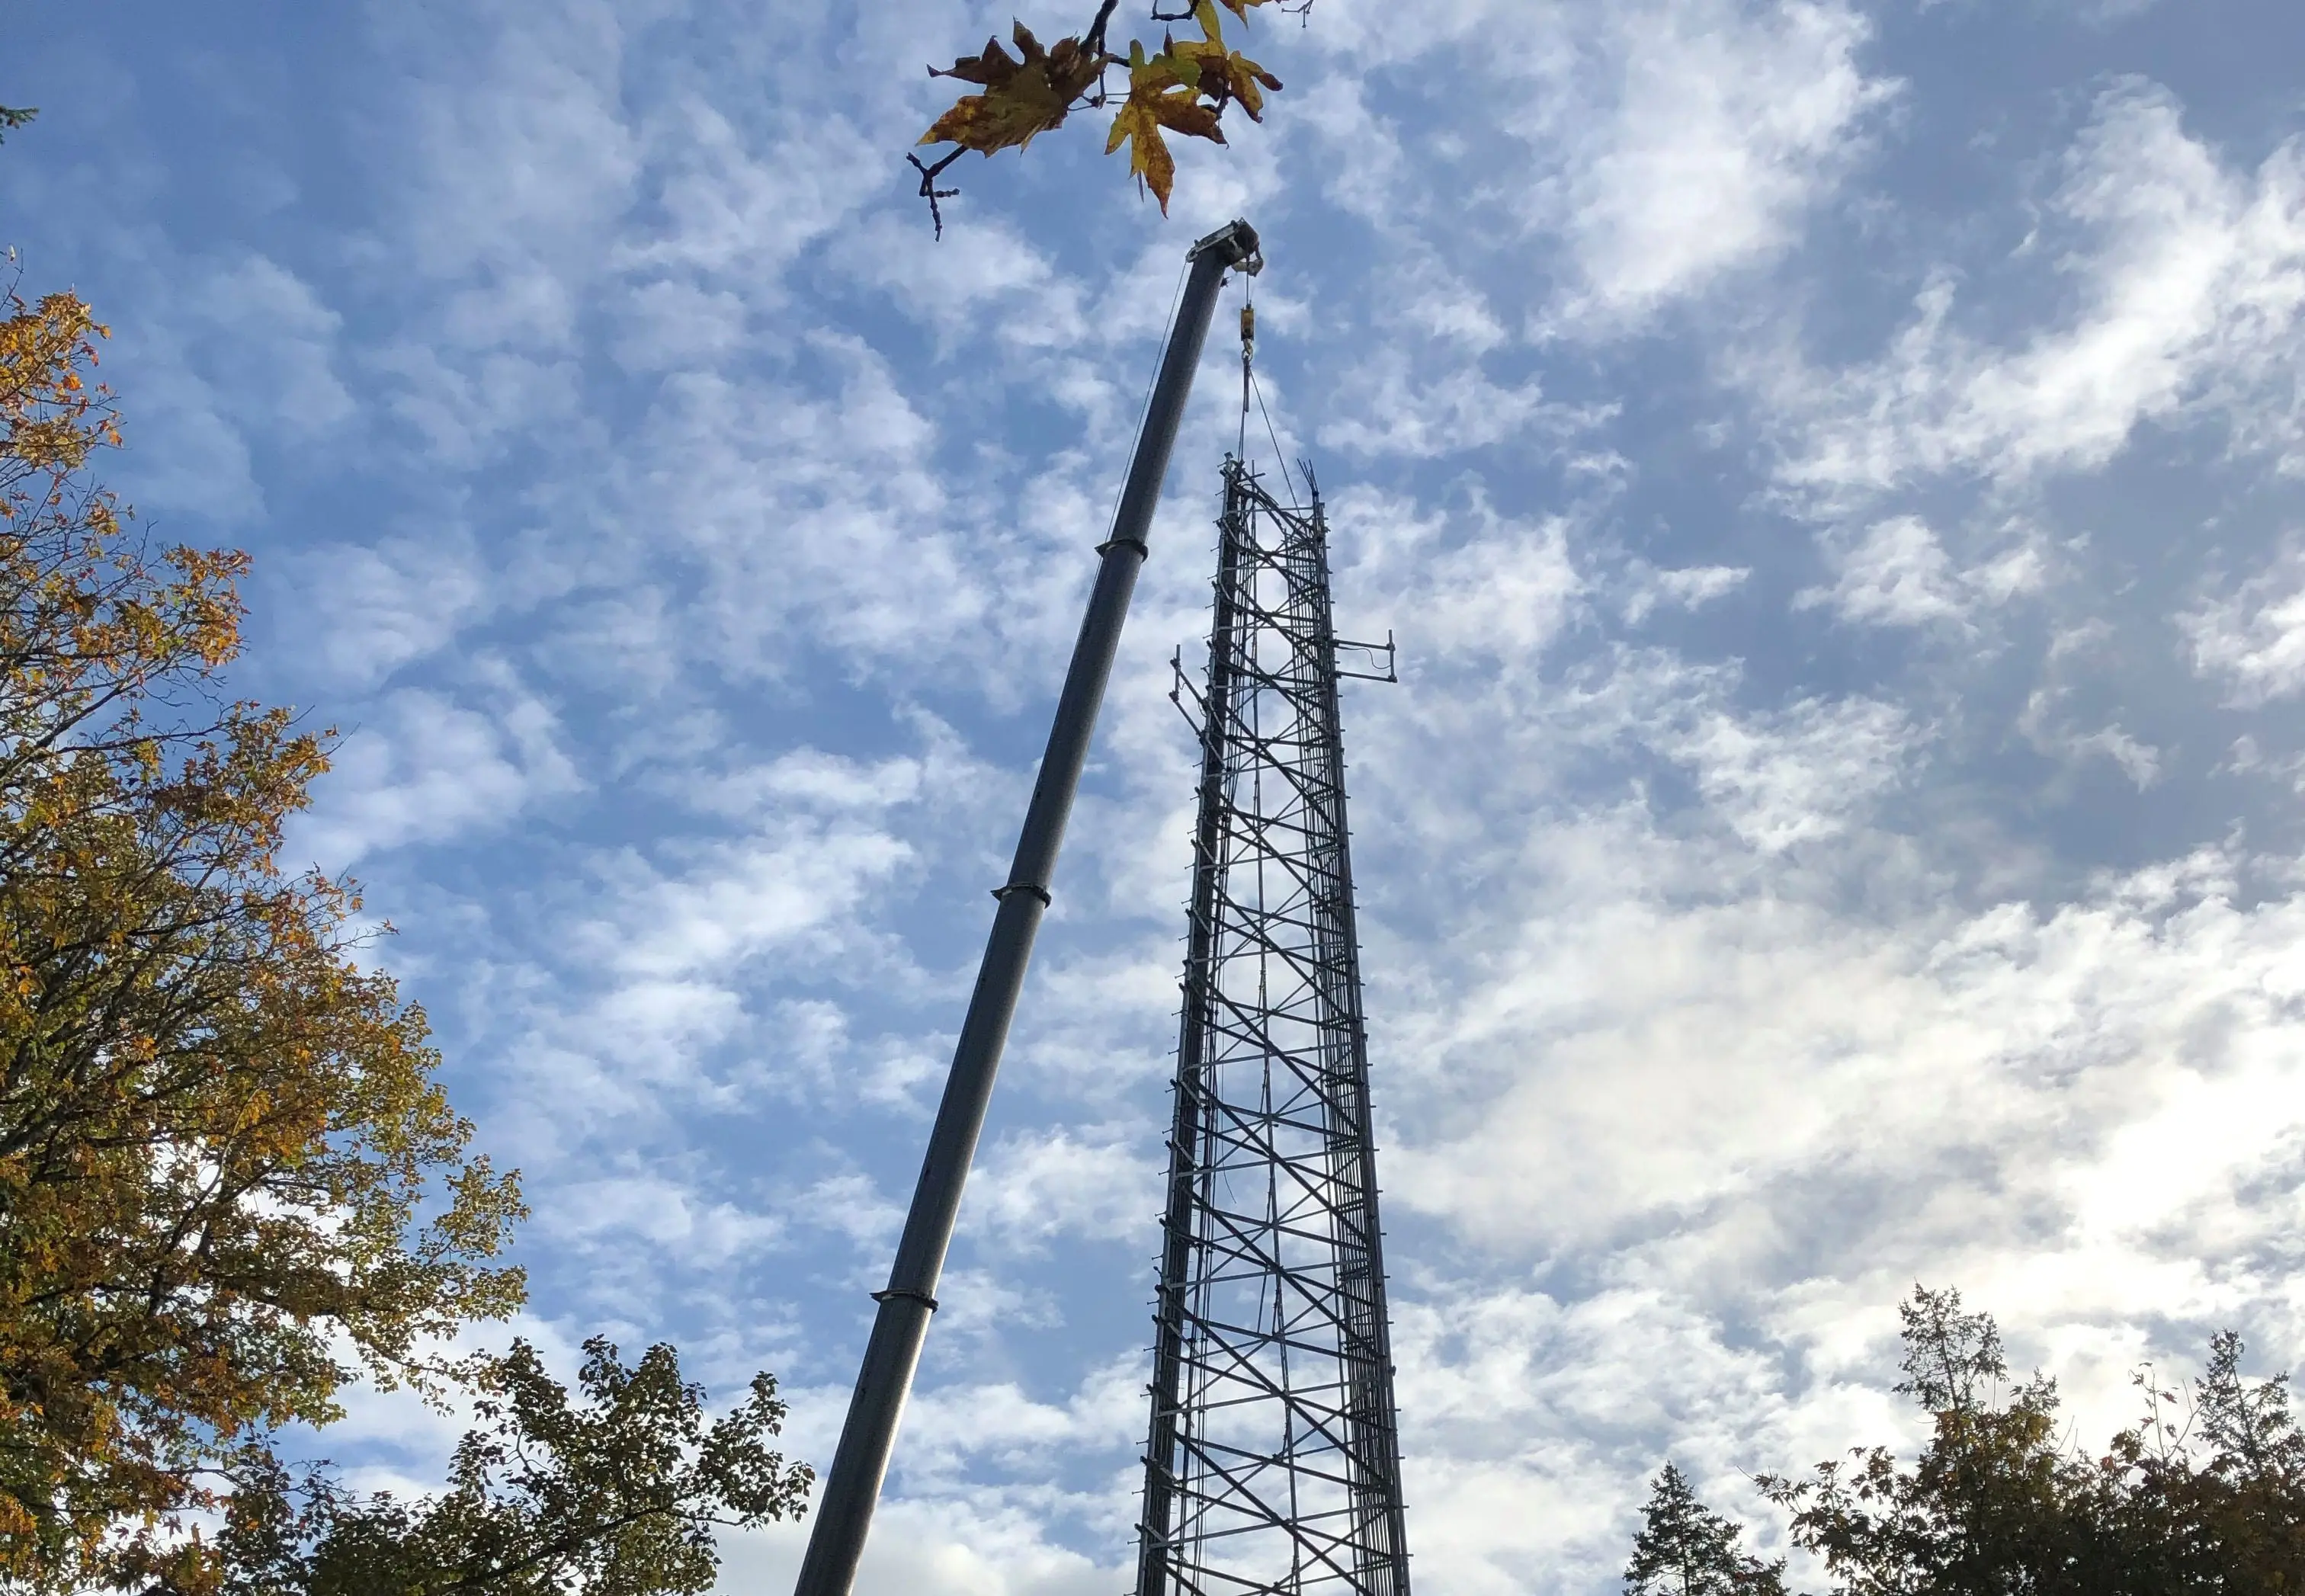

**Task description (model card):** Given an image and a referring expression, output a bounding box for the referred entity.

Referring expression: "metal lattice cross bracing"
[1135,458,1411,1596]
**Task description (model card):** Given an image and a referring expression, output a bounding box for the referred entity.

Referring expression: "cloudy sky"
[8,0,2305,1588]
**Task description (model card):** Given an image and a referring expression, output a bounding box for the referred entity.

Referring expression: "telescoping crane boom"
[790,217,1265,1596]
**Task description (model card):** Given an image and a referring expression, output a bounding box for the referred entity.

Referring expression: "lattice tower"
[1133,456,1412,1596]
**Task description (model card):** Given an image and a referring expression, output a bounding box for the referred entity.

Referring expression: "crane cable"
[1237,274,1298,504]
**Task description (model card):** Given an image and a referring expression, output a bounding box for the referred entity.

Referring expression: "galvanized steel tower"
[1134,455,1411,1596]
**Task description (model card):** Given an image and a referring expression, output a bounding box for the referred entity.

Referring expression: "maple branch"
[1082,0,1121,56]
[908,0,1298,232]
[1084,0,1123,110]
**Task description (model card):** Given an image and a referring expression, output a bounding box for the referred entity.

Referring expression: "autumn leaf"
[1104,94,1173,211]
[1180,0,1284,116]
[931,31,1024,87]
[1170,37,1282,119]
[922,21,1104,156]
[1106,39,1226,213]
[931,31,1023,87]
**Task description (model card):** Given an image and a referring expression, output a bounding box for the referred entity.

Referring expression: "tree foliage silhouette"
[1625,1463,1787,1596]
[1629,1286,2305,1595]
[209,1338,810,1596]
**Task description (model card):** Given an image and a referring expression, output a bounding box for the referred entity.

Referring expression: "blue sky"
[8,0,2305,1589]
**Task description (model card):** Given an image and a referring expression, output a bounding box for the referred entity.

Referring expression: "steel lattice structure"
[1135,457,1411,1596]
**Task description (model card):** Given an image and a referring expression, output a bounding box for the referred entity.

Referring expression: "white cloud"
[72,245,353,527]
[965,1128,1162,1251]
[586,822,913,984]
[1309,0,1895,333]
[849,210,1084,354]
[185,253,356,440]
[796,1172,907,1252]
[608,333,996,676]
[376,5,640,333]
[722,1498,1119,1596]
[1660,691,1916,852]
[371,341,586,470]
[2185,542,2305,704]
[290,674,581,867]
[542,1169,784,1262]
[1392,1285,1815,1595]
[284,532,494,688]
[1372,842,2305,1585]
[2041,714,2163,790]
[613,96,876,288]
[1775,84,2305,505]
[1318,354,1597,459]
[1798,515,1965,625]
[684,747,931,819]
[1330,489,1585,669]
[1624,562,1750,624]
[721,1352,1147,1595]
[1537,0,1896,328]
[458,733,954,1159]
[1796,514,2044,628]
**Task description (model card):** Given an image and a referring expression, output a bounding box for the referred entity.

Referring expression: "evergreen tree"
[1626,1463,1788,1596]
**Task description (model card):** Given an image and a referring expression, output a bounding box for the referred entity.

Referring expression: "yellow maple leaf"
[1105,40,1227,213]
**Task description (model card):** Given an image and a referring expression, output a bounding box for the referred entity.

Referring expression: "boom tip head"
[1190,217,1263,275]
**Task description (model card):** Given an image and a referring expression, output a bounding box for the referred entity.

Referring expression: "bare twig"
[908,149,963,239]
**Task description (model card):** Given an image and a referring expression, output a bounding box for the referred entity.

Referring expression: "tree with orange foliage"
[0,288,530,1591]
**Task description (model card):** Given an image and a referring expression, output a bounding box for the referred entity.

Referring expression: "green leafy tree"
[208,1338,812,1596]
[1625,1463,1787,1596]
[1758,1286,2096,1593]
[1633,1285,2305,1595]
[2089,1330,2305,1593]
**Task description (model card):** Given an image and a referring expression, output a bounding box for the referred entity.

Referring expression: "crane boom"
[790,216,1264,1596]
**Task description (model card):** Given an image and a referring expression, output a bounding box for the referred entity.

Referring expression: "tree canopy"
[210,1337,810,1596]
[0,281,816,1594]
[0,285,533,1589]
[1626,1463,1787,1596]
[1627,1287,2305,1596]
